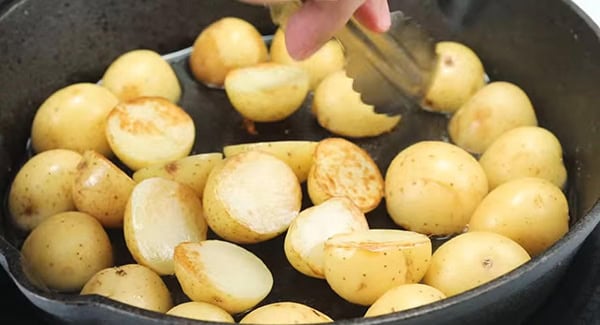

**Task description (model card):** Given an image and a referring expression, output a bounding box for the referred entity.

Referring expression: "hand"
[240,0,391,60]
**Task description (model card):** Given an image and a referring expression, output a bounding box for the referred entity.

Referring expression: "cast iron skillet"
[0,0,599,324]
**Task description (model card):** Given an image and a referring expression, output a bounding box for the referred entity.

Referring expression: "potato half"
[308,138,384,213]
[173,240,273,314]
[105,97,195,171]
[240,302,333,324]
[124,178,208,275]
[167,302,234,323]
[203,150,302,244]
[365,284,446,317]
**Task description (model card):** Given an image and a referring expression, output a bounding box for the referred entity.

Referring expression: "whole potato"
[365,284,446,317]
[469,177,569,256]
[21,211,113,292]
[167,302,234,323]
[240,302,333,324]
[30,83,118,156]
[9,149,82,231]
[385,141,488,236]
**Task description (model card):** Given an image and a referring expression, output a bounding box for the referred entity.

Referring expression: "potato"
[167,302,234,323]
[284,197,369,279]
[479,126,567,189]
[173,240,273,314]
[448,81,538,154]
[422,41,486,113]
[72,150,135,228]
[105,97,195,171]
[30,83,118,156]
[132,153,223,197]
[8,149,82,231]
[190,17,268,87]
[81,264,173,313]
[240,302,333,324]
[224,63,310,122]
[308,138,384,213]
[365,284,446,317]
[423,231,530,297]
[468,177,569,256]
[21,211,113,292]
[223,140,317,182]
[203,150,302,244]
[102,49,181,103]
[312,70,401,138]
[270,28,346,89]
[385,141,488,236]
[124,178,208,275]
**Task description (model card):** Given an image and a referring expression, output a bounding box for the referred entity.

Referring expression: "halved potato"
[105,97,195,171]
[173,240,273,314]
[124,178,208,275]
[365,284,446,317]
[240,302,333,324]
[307,138,384,213]
[312,70,401,138]
[203,150,302,244]
[167,302,234,323]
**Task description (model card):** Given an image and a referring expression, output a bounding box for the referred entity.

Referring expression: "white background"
[573,0,600,25]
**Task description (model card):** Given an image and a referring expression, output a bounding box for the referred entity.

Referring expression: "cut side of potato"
[365,284,446,317]
[105,97,195,171]
[167,302,234,323]
[173,240,273,314]
[240,302,333,324]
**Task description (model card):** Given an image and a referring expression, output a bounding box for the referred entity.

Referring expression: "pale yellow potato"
[385,141,488,236]
[8,149,82,231]
[21,211,113,292]
[479,126,567,190]
[223,140,317,182]
[423,231,530,297]
[167,302,234,323]
[72,150,135,228]
[124,178,208,275]
[105,97,195,171]
[270,28,346,89]
[448,81,538,154]
[203,151,302,244]
[469,177,569,256]
[132,153,223,197]
[173,240,273,314]
[224,63,310,122]
[284,197,369,279]
[308,138,384,213]
[102,49,181,103]
[30,83,118,156]
[312,70,401,138]
[365,284,446,317]
[422,41,486,113]
[81,264,173,313]
[240,302,333,324]
[190,17,268,87]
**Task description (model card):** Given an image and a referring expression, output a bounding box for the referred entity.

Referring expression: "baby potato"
[174,240,273,314]
[312,70,401,138]
[133,153,223,197]
[102,49,181,103]
[479,126,567,190]
[8,149,82,232]
[284,197,369,279]
[223,140,317,182]
[190,17,268,87]
[365,284,446,317]
[124,178,207,275]
[167,302,234,323]
[72,150,135,228]
[224,63,310,122]
[385,141,488,236]
[81,264,173,313]
[21,211,113,292]
[469,177,569,256]
[203,150,302,244]
[30,83,118,156]
[423,231,531,297]
[422,41,486,113]
[308,138,384,213]
[448,81,538,154]
[240,302,333,324]
[105,97,195,171]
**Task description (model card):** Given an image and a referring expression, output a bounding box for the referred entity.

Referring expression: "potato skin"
[240,302,333,324]
[167,302,234,323]
[365,284,446,317]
